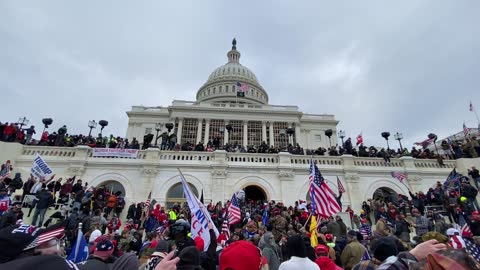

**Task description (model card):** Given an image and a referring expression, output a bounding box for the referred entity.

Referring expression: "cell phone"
[172,249,179,258]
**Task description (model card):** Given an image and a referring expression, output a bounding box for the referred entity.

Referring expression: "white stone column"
[262,121,267,143]
[204,119,210,145]
[295,124,301,146]
[243,121,248,147]
[177,118,184,144]
[269,122,274,146]
[224,121,229,144]
[196,119,203,144]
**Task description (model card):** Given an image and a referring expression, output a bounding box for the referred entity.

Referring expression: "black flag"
[236,91,245,97]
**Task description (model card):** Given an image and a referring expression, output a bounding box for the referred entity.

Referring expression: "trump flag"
[178,169,219,251]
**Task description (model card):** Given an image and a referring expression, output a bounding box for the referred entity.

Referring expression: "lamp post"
[17,117,29,130]
[394,132,403,151]
[325,129,333,147]
[41,118,53,133]
[98,120,108,138]
[88,120,97,137]
[154,123,163,147]
[279,129,286,147]
[338,130,346,146]
[381,132,391,149]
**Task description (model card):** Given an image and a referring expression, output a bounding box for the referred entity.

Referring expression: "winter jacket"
[35,189,54,209]
[340,239,365,270]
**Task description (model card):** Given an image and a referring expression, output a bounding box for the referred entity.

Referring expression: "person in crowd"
[31,183,54,227]
[279,234,319,270]
[411,208,429,237]
[0,202,23,229]
[78,236,115,269]
[340,230,365,270]
[315,244,342,270]
[260,231,281,270]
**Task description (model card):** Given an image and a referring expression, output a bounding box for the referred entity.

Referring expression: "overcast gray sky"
[1,1,479,148]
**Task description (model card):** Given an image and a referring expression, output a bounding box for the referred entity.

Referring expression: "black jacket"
[35,189,54,209]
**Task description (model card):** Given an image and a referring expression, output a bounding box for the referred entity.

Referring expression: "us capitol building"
[2,40,474,211]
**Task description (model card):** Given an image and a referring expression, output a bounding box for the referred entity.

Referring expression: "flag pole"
[74,223,82,262]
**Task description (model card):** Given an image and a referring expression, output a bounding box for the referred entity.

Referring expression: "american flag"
[414,137,433,148]
[222,219,231,240]
[227,194,241,224]
[37,226,65,245]
[144,191,152,217]
[309,159,341,217]
[464,122,470,138]
[360,223,372,240]
[470,101,474,112]
[236,82,249,92]
[337,176,345,193]
[462,223,472,236]
[465,238,480,264]
[391,172,407,183]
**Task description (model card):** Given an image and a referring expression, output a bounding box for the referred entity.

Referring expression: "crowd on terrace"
[1,120,480,160]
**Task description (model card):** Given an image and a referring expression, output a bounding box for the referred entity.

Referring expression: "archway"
[244,185,267,203]
[96,180,126,197]
[166,182,199,208]
[373,187,398,204]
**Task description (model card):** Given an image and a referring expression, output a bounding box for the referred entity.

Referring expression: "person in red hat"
[219,240,266,270]
[315,244,343,270]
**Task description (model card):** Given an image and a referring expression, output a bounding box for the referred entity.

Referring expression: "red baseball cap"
[219,240,261,270]
[315,245,329,256]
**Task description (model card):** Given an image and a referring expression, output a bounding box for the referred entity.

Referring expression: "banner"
[92,148,138,158]
[31,153,54,179]
[179,169,219,251]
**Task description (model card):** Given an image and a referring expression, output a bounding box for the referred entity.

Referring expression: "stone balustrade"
[16,145,456,171]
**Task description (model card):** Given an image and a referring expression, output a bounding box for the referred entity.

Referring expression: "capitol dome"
[196,39,269,104]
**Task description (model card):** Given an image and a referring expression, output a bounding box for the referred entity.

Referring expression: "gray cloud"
[1,1,479,148]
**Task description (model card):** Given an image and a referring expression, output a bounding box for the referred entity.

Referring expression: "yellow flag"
[309,215,318,248]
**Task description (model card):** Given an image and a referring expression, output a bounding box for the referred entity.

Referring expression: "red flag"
[337,176,345,193]
[356,133,363,145]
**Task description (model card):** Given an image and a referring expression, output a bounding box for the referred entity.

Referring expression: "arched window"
[96,180,126,197]
[166,182,199,207]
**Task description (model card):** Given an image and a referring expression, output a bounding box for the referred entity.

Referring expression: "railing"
[17,145,456,171]
[414,159,456,169]
[227,153,279,164]
[22,146,78,158]
[354,158,403,167]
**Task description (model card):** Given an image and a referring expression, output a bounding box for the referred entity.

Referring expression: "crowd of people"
[2,119,480,161]
[1,159,480,269]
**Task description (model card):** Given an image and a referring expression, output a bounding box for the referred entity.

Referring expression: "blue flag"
[361,247,371,261]
[262,208,269,226]
[67,230,89,263]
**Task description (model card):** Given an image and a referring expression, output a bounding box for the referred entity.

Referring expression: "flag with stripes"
[227,194,241,225]
[236,82,249,92]
[414,137,433,148]
[356,133,363,146]
[464,122,470,138]
[309,159,341,217]
[462,223,473,237]
[38,226,65,245]
[222,219,231,240]
[391,172,406,183]
[337,176,345,193]
[449,235,466,249]
[144,191,152,217]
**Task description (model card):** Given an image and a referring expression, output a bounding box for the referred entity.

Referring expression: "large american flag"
[464,122,470,138]
[227,194,241,224]
[414,137,433,148]
[144,191,152,217]
[336,176,345,193]
[309,159,341,217]
[391,172,407,183]
[236,82,249,92]
[221,219,231,240]
[465,238,480,264]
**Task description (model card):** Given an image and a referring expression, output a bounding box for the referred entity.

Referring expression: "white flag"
[179,169,219,251]
[31,153,54,179]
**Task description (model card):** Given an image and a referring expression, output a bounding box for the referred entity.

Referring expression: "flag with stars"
[465,239,480,264]
[227,194,241,224]
[309,159,341,217]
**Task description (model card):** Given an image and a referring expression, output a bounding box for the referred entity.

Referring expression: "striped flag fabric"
[227,194,241,225]
[464,122,470,138]
[38,226,65,245]
[449,235,466,249]
[391,172,406,183]
[337,176,345,193]
[309,159,341,217]
[462,223,472,237]
[222,219,231,240]
[414,137,433,148]
[236,82,249,92]
[144,191,152,217]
